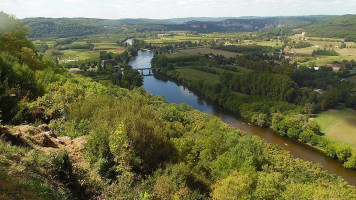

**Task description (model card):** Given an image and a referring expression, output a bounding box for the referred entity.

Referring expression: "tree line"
[220,72,298,102]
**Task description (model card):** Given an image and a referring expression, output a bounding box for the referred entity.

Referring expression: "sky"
[1,0,356,19]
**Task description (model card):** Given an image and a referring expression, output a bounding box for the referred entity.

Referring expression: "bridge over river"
[118,66,192,75]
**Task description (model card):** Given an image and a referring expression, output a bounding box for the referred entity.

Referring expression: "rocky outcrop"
[38,124,51,132]
[0,125,28,146]
[0,124,60,148]
[31,133,58,148]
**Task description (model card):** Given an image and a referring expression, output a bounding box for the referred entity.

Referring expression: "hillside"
[22,16,323,38]
[22,17,166,38]
[23,15,356,40]
[2,11,356,200]
[304,15,356,42]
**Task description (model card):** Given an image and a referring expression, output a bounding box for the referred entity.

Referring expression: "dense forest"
[22,17,166,38]
[304,15,356,42]
[220,72,298,102]
[1,11,356,200]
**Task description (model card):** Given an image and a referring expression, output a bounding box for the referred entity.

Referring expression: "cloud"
[0,0,355,19]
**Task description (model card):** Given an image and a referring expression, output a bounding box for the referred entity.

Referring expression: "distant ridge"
[23,15,356,41]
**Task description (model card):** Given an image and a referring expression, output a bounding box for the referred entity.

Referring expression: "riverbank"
[313,105,356,148]
[125,50,356,185]
[154,67,356,171]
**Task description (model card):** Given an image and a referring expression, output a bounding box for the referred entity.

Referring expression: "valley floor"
[314,105,356,147]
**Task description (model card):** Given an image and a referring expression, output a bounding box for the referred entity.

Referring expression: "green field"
[175,68,220,84]
[210,66,253,74]
[313,106,356,147]
[236,40,283,48]
[32,31,356,69]
[286,35,356,66]
[176,47,242,57]
[55,49,99,62]
[33,34,126,63]
[142,35,203,44]
[174,65,252,85]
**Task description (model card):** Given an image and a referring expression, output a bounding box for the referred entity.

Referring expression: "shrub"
[299,129,315,143]
[159,104,187,124]
[336,145,352,162]
[87,130,116,179]
[343,153,356,168]
[325,144,337,159]
[51,150,73,186]
[287,126,301,139]
[253,172,283,200]
[309,134,319,146]
[256,113,267,127]
[211,170,256,200]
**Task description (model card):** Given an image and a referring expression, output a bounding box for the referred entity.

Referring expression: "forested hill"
[22,17,168,38]
[304,15,356,41]
[23,15,356,40]
[20,16,321,38]
[167,16,318,32]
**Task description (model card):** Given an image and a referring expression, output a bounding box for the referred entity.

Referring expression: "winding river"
[129,49,356,185]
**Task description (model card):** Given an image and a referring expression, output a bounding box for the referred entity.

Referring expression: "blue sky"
[1,0,356,19]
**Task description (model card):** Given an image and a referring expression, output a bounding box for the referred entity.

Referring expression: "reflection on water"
[129,50,356,185]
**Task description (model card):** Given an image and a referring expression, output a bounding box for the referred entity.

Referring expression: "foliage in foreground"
[1,11,356,199]
[29,75,355,199]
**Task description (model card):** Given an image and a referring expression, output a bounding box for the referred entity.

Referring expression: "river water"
[125,38,133,45]
[129,49,356,185]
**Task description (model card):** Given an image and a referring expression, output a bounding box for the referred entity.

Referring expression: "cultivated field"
[176,47,242,57]
[237,40,283,48]
[33,36,125,63]
[211,66,253,74]
[286,35,356,66]
[57,50,98,61]
[33,32,356,68]
[142,35,204,44]
[175,68,221,84]
[174,65,252,85]
[313,106,356,147]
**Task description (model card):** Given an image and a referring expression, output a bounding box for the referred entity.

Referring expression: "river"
[129,49,356,185]
[125,38,133,45]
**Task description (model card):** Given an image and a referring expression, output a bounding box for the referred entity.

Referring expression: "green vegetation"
[22,16,321,38]
[305,15,356,42]
[1,11,356,199]
[31,78,356,198]
[292,41,313,49]
[155,49,356,169]
[215,45,276,54]
[175,68,221,84]
[0,138,73,199]
[177,47,242,57]
[314,106,356,147]
[312,49,339,56]
[220,72,298,102]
